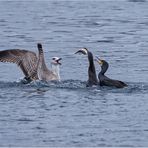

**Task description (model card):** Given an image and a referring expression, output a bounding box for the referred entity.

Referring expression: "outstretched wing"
[0,49,38,79]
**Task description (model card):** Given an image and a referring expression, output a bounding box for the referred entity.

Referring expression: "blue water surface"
[0,0,148,147]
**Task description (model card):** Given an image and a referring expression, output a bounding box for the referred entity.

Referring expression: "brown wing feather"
[0,49,38,79]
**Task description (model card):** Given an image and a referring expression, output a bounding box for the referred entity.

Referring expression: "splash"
[0,80,147,94]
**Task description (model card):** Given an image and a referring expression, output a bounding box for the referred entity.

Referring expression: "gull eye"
[52,57,55,60]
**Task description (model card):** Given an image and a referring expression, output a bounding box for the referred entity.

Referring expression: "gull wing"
[0,49,38,79]
[37,43,58,81]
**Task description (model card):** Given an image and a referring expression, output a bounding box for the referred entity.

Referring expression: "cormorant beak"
[75,48,88,55]
[95,57,103,65]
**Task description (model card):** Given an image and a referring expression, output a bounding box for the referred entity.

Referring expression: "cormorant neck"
[87,51,98,84]
[100,62,109,75]
[51,64,60,81]
[87,51,96,72]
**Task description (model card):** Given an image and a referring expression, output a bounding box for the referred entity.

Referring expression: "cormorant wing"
[101,77,127,88]
[0,49,38,79]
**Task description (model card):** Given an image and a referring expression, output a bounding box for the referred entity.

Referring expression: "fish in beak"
[75,48,88,55]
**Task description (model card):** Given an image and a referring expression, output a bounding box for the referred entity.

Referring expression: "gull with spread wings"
[0,43,62,83]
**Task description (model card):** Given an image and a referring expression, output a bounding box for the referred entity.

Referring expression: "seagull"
[0,43,62,82]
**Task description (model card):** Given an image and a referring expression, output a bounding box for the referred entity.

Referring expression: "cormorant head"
[95,57,108,66]
[75,48,88,55]
[95,57,109,74]
[51,57,62,65]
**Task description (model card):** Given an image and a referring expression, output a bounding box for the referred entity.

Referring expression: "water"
[0,0,148,147]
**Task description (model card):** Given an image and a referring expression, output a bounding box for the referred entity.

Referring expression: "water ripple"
[0,80,147,94]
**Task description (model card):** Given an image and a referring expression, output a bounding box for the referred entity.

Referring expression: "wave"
[95,82,148,94]
[128,0,146,2]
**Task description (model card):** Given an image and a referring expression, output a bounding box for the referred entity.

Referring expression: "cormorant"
[75,48,98,86]
[96,57,127,88]
[0,43,62,82]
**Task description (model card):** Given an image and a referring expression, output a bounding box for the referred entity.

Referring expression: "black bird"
[75,48,98,87]
[96,57,127,88]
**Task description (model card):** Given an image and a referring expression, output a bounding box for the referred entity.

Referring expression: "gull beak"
[57,58,62,65]
[52,57,62,65]
[75,48,88,55]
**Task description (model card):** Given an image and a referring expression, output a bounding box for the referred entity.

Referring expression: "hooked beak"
[75,48,88,55]
[95,56,103,65]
